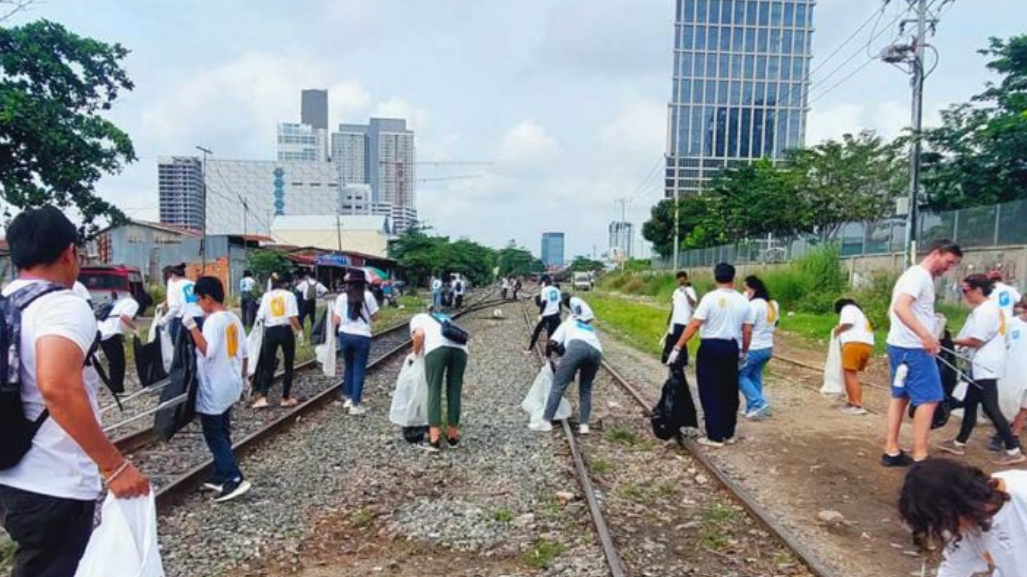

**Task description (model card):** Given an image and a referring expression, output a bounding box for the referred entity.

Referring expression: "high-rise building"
[541,232,565,268]
[277,122,328,163]
[158,156,205,231]
[609,221,634,260]
[665,0,814,198]
[331,124,369,184]
[301,89,329,130]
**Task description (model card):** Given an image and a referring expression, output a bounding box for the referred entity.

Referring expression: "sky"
[11,0,1025,259]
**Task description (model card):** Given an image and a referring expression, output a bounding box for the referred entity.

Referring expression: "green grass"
[522,538,566,569]
[588,293,699,359]
[604,425,655,451]
[0,535,13,571]
[590,458,611,475]
[493,508,514,523]
[700,502,742,550]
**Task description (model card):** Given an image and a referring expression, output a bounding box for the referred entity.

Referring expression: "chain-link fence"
[654,198,1027,270]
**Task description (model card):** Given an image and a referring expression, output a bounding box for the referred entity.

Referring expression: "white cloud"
[371,96,429,131]
[600,99,666,157]
[805,102,864,145]
[494,119,561,176]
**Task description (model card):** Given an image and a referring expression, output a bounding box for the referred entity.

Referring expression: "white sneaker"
[529,421,553,432]
[201,482,223,493]
[725,436,738,445]
[214,480,252,503]
[840,405,868,416]
[697,437,725,448]
[679,426,701,438]
[348,404,367,416]
[579,424,590,435]
[343,398,354,409]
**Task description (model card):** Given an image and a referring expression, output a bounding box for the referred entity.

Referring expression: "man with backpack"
[452,276,466,309]
[295,272,327,333]
[0,207,150,577]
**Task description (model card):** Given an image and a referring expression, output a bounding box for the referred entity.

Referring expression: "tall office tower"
[665,0,814,198]
[158,156,205,231]
[541,232,565,268]
[331,124,369,184]
[301,89,329,130]
[608,221,634,259]
[277,122,328,163]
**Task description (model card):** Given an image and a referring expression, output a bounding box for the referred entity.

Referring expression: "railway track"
[518,301,839,577]
[114,292,500,512]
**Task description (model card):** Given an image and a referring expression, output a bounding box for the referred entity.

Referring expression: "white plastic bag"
[389,357,428,427]
[998,317,1027,420]
[148,305,174,374]
[74,492,164,577]
[315,320,337,377]
[246,320,264,378]
[147,304,164,343]
[521,363,571,426]
[820,333,845,397]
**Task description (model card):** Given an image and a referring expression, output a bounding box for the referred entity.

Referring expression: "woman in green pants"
[410,307,469,452]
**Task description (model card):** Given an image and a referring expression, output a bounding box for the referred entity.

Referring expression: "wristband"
[104,460,130,484]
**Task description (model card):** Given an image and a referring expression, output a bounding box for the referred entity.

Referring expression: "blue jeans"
[338,333,372,405]
[738,347,772,413]
[200,410,242,484]
[431,290,442,309]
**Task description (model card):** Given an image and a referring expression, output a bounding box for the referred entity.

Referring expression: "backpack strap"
[6,282,67,430]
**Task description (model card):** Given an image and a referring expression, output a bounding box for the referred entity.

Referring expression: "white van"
[572,272,594,291]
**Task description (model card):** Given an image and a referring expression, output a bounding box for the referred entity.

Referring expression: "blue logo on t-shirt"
[999,291,1012,307]
[183,282,197,304]
[1013,329,1022,342]
[575,320,595,332]
[547,289,559,303]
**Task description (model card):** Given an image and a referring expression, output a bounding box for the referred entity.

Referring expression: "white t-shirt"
[452,279,466,295]
[430,279,442,291]
[887,265,937,349]
[296,279,327,301]
[99,296,140,340]
[540,286,562,317]
[669,286,699,328]
[693,288,754,342]
[958,299,1007,380]
[166,277,198,319]
[748,298,779,351]
[410,313,468,355]
[195,311,248,415]
[0,280,102,500]
[937,470,1027,577]
[334,291,380,338]
[551,318,602,353]
[257,289,299,327]
[501,278,510,289]
[239,276,256,295]
[991,282,1022,320]
[839,304,875,347]
[568,296,593,321]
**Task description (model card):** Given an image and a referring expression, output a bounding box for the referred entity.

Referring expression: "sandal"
[280,398,299,408]
[251,397,269,409]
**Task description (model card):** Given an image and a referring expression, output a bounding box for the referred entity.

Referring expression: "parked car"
[572,272,594,291]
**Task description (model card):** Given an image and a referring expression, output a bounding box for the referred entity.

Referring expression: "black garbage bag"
[650,374,697,440]
[402,426,429,444]
[133,336,168,387]
[311,310,328,344]
[154,330,199,441]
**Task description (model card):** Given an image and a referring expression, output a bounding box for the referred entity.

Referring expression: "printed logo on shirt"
[999,311,1006,337]
[999,291,1012,307]
[1013,329,1022,341]
[547,290,559,303]
[718,297,725,308]
[270,296,286,317]
[226,323,239,357]
[766,302,778,324]
[183,283,197,303]
[575,320,595,332]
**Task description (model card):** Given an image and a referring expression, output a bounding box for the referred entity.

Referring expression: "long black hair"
[744,275,770,301]
[346,269,367,321]
[899,459,1009,551]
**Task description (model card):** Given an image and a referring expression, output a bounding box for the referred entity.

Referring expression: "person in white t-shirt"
[332,269,380,416]
[833,298,876,415]
[183,276,252,502]
[899,459,1027,577]
[501,277,510,300]
[0,207,149,577]
[882,239,962,468]
[410,306,468,452]
[936,274,1024,465]
[739,275,778,420]
[994,298,1027,450]
[98,290,142,395]
[662,270,700,371]
[252,272,302,409]
[532,303,603,435]
[239,269,258,329]
[430,275,443,309]
[668,263,754,447]
[296,271,328,333]
[159,263,197,344]
[987,270,1022,320]
[525,276,562,353]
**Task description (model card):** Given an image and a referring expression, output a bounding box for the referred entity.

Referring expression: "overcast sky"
[16,0,1025,259]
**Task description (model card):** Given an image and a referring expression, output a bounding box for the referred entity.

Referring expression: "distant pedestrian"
[833,298,875,415]
[525,276,562,354]
[252,273,302,409]
[882,239,962,467]
[667,263,753,447]
[184,276,252,502]
[662,270,699,379]
[239,269,257,329]
[987,270,1022,321]
[410,306,468,452]
[513,277,522,300]
[430,275,443,309]
[899,459,1027,577]
[0,207,149,577]
[332,269,380,416]
[452,276,466,309]
[936,274,1024,465]
[98,289,143,395]
[296,272,327,333]
[739,275,778,420]
[534,300,603,435]
[501,277,510,300]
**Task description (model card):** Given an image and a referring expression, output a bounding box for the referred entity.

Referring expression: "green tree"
[0,20,135,232]
[922,35,1027,210]
[568,256,605,272]
[247,250,291,289]
[389,230,497,287]
[496,240,544,276]
[642,196,726,257]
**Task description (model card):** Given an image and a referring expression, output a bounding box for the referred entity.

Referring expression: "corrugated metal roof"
[270,214,390,233]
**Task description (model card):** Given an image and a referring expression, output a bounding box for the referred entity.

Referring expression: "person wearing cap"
[525,276,562,354]
[332,269,380,416]
[252,272,302,409]
[988,270,1022,321]
[533,300,602,435]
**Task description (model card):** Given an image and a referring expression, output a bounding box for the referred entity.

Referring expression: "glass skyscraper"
[666,0,814,198]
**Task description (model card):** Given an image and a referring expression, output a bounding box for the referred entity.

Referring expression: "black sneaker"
[447,437,460,448]
[988,435,1004,452]
[418,440,441,453]
[881,451,915,467]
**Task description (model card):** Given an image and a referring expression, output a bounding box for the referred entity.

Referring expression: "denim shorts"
[887,345,943,406]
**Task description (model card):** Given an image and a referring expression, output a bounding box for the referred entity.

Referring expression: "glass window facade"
[666,0,814,198]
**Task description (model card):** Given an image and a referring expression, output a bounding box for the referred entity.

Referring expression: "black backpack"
[0,282,66,470]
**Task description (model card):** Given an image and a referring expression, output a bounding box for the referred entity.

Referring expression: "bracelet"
[104,461,130,484]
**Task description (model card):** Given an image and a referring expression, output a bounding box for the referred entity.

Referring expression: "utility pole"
[336,213,343,253]
[671,156,679,272]
[195,145,212,271]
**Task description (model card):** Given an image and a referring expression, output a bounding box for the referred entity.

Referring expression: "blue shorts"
[887,345,943,406]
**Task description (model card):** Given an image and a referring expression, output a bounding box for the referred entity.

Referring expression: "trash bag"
[315,316,337,378]
[999,317,1027,421]
[311,310,328,345]
[148,305,174,374]
[521,362,571,426]
[153,330,198,442]
[133,336,167,387]
[820,333,844,397]
[74,492,164,577]
[650,374,696,440]
[389,357,428,427]
[402,426,429,444]
[246,321,264,378]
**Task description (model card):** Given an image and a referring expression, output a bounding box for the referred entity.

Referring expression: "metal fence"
[654,198,1027,270]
